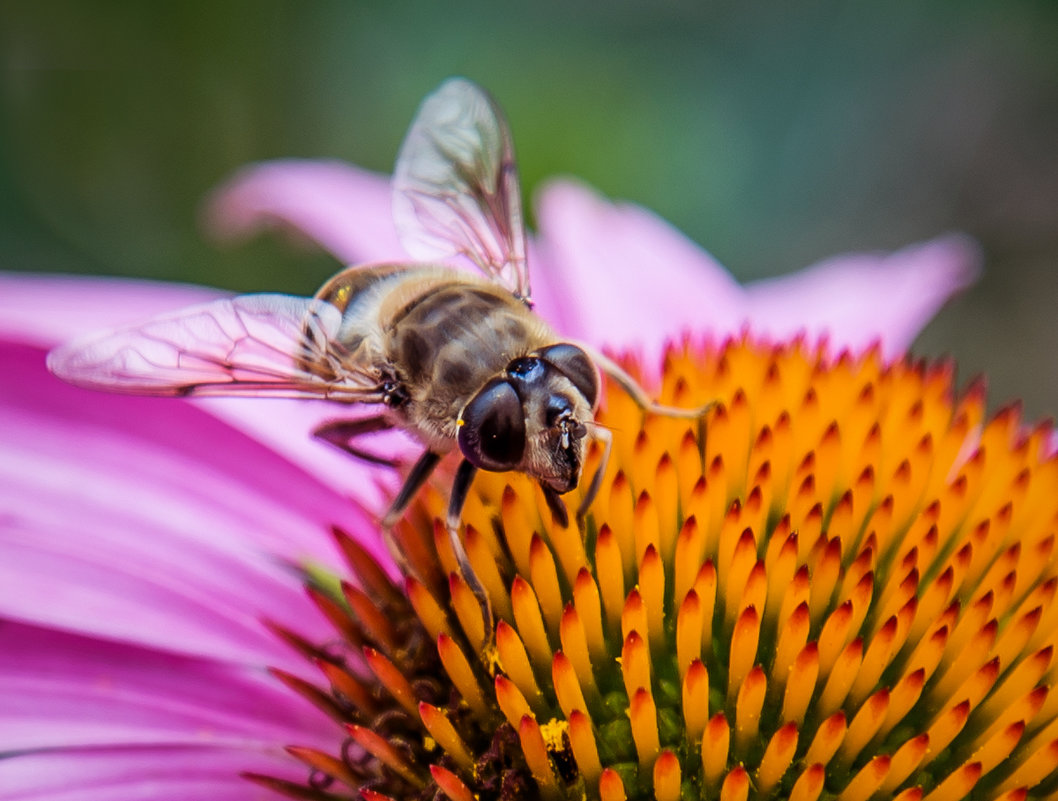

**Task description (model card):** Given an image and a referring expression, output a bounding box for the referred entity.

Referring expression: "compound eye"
[458,379,527,471]
[506,356,543,381]
[537,344,599,407]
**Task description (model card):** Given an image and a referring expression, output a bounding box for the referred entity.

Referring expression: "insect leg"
[539,483,570,529]
[313,416,402,467]
[446,459,494,636]
[445,459,478,533]
[582,344,716,420]
[372,449,444,578]
[381,449,443,529]
[576,424,613,523]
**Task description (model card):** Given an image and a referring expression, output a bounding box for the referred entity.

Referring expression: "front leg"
[581,344,715,420]
[540,483,570,529]
[381,449,442,529]
[371,449,442,576]
[446,459,494,636]
[576,425,613,524]
[581,343,713,464]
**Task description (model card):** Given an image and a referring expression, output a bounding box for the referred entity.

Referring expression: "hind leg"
[313,415,403,468]
[445,459,495,640]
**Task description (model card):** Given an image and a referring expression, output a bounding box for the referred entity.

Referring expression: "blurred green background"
[2,1,1057,417]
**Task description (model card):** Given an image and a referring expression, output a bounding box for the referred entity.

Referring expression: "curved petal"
[743,234,982,358]
[532,179,746,358]
[0,745,304,801]
[0,341,388,667]
[0,272,224,347]
[0,620,335,753]
[201,396,406,513]
[203,160,404,266]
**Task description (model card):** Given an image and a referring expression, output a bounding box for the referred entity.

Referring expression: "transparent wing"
[393,77,530,302]
[46,294,384,401]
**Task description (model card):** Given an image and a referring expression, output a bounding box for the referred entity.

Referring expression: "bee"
[48,78,708,613]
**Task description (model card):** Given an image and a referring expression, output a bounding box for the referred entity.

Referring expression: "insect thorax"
[389,281,551,419]
[318,264,554,448]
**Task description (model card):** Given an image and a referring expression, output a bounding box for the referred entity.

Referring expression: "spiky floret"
[264,336,1058,801]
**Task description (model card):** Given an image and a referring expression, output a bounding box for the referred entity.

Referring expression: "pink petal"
[743,233,982,358]
[0,746,304,801]
[532,179,746,359]
[0,621,334,753]
[203,160,404,265]
[0,272,224,347]
[200,396,406,512]
[0,341,390,667]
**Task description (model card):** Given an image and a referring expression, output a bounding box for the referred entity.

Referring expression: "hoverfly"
[48,78,709,614]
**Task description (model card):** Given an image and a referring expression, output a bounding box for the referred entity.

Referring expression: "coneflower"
[0,159,984,801]
[254,336,1058,801]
